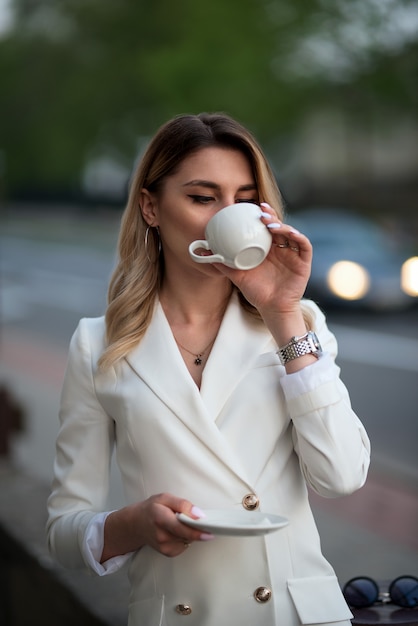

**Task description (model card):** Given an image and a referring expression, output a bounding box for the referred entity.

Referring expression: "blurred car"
[289,208,418,311]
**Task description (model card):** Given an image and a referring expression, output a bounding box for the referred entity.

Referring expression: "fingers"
[146,493,214,557]
[271,231,301,253]
[260,203,311,258]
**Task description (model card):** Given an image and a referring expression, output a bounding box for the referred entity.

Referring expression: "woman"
[47,113,370,626]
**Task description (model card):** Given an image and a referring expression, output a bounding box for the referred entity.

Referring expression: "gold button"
[254,587,272,603]
[175,604,192,615]
[242,493,259,510]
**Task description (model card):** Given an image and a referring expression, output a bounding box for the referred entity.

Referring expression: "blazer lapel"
[125,299,256,484]
[200,293,275,420]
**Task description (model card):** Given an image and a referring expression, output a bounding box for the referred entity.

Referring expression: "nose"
[219,196,237,210]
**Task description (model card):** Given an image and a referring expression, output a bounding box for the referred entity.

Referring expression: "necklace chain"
[175,336,217,366]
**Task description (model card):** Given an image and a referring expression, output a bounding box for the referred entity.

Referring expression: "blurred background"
[1,0,417,618]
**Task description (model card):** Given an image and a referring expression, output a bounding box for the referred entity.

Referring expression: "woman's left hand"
[215,203,312,317]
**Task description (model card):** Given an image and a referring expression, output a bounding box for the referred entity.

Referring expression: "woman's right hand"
[101,493,213,562]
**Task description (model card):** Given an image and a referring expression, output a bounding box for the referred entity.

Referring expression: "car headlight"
[326,261,370,300]
[401,257,418,296]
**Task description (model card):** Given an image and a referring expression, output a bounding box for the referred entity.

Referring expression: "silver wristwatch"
[277,331,322,365]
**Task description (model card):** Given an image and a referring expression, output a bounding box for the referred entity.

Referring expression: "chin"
[193,262,226,279]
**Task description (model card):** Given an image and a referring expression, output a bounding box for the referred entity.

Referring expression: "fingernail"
[290,228,300,235]
[260,211,272,219]
[260,202,272,209]
[267,222,281,229]
[200,533,215,541]
[191,505,206,518]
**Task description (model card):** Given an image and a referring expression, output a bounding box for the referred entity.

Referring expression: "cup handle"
[189,240,225,264]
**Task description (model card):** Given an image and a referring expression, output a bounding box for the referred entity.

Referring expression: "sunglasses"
[343,576,418,609]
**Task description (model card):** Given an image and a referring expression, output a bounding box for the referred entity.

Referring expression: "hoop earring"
[144,226,161,263]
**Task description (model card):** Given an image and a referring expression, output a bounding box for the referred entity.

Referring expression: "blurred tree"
[0,0,416,198]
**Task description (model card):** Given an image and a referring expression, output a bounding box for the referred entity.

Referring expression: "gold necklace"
[175,336,217,366]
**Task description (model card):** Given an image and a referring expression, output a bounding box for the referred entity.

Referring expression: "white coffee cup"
[189,202,272,270]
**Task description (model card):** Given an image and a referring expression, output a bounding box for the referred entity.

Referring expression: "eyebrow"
[182,180,257,192]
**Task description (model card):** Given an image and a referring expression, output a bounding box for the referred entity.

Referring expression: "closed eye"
[187,195,215,204]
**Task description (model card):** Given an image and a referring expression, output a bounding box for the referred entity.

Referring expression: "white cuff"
[280,352,336,400]
[82,511,133,576]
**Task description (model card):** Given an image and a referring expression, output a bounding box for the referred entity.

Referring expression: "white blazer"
[47,294,370,626]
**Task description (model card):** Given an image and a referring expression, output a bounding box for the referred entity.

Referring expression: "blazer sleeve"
[46,318,115,569]
[281,301,371,498]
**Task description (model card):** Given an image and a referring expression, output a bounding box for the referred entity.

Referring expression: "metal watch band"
[277,331,322,365]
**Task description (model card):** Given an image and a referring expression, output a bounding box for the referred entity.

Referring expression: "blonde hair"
[99,113,304,369]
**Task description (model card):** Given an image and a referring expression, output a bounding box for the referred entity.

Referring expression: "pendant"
[194,355,203,365]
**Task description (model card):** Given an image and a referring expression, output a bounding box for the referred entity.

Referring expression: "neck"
[159,276,232,384]
[159,276,233,326]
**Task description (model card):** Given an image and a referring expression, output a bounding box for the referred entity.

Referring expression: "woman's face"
[143,146,258,276]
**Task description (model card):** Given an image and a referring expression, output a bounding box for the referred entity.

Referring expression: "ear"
[139,189,159,226]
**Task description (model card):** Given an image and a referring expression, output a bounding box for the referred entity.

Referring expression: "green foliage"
[0,0,416,196]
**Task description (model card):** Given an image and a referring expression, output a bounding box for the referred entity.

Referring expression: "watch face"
[309,332,322,352]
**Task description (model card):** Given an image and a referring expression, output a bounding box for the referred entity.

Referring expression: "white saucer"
[177,509,288,536]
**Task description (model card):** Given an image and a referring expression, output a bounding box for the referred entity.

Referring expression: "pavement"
[1,206,417,589]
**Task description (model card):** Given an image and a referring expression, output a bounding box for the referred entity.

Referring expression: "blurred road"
[1,207,417,584]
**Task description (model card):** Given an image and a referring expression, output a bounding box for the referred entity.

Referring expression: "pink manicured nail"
[191,505,206,518]
[200,533,215,541]
[290,228,300,235]
[260,202,272,209]
[260,211,272,219]
[267,222,281,229]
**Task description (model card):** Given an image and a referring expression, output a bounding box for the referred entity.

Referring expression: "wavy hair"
[99,113,308,369]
